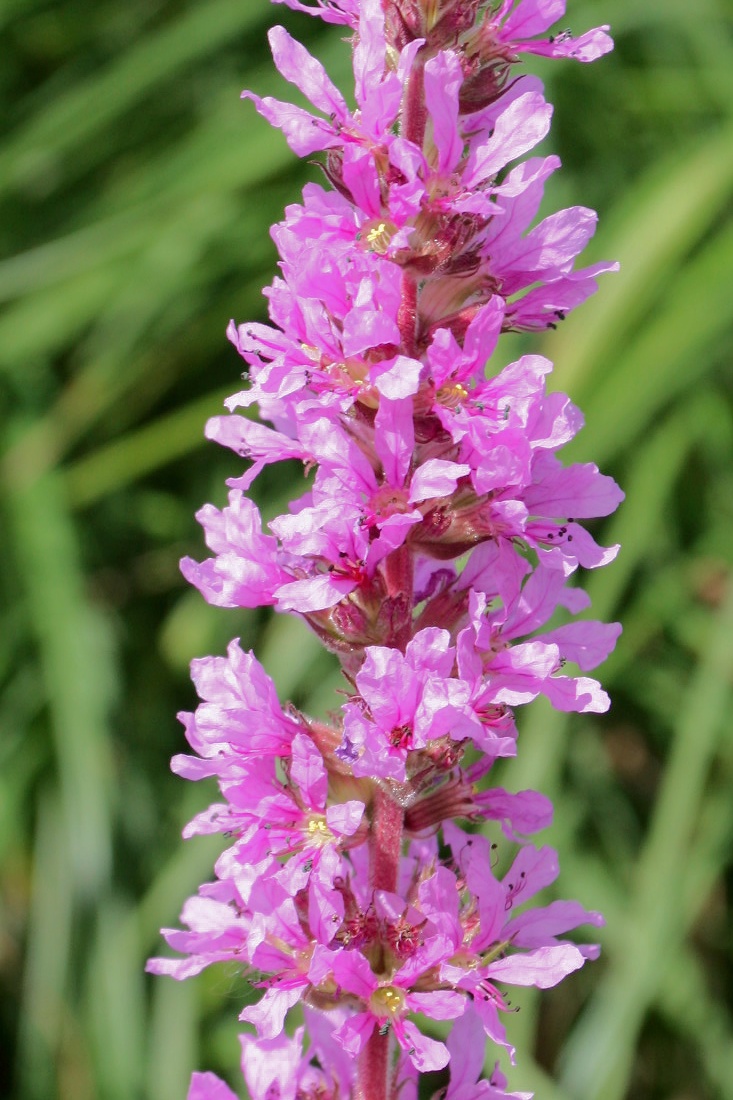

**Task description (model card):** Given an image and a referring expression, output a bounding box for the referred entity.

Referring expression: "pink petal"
[240,1030,303,1100]
[375,396,414,487]
[309,874,344,944]
[407,989,465,1021]
[371,354,423,399]
[333,1011,375,1056]
[500,0,565,39]
[243,93,339,156]
[396,1019,450,1072]
[424,51,463,172]
[187,1072,239,1100]
[504,898,605,947]
[522,26,614,63]
[290,733,327,809]
[465,92,552,187]
[542,620,622,670]
[326,800,365,836]
[409,459,471,502]
[353,0,387,108]
[540,673,610,713]
[331,949,377,999]
[268,26,348,117]
[275,573,358,613]
[525,453,624,519]
[240,985,303,1037]
[487,944,585,988]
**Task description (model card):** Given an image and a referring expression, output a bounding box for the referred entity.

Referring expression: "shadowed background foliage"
[1,1,732,1098]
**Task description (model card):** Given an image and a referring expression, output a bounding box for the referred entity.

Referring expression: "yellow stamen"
[361,220,396,254]
[370,985,406,1017]
[306,815,333,846]
[437,381,469,408]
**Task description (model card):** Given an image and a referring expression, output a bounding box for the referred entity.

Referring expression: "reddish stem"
[382,543,414,652]
[397,272,418,358]
[356,787,404,1100]
[357,31,425,1100]
[370,784,404,893]
[356,1026,391,1100]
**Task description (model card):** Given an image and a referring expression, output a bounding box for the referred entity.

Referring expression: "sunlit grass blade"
[14,789,74,1100]
[4,468,115,894]
[557,220,733,468]
[61,386,233,507]
[559,580,733,1100]
[145,978,198,1100]
[496,386,725,1086]
[550,124,733,402]
[85,899,147,1100]
[0,0,270,193]
[659,948,733,1100]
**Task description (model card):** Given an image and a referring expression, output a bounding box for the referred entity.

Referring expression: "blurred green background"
[1,0,733,1097]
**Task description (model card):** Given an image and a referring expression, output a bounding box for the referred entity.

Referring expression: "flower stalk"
[148,3,622,1098]
[369,786,403,894]
[358,1024,392,1100]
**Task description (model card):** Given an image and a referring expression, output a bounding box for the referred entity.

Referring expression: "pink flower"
[341,627,475,781]
[430,826,602,1058]
[187,1011,356,1100]
[181,493,289,609]
[172,639,302,781]
[151,1,621,1095]
[188,732,365,941]
[240,1014,355,1100]
[330,941,465,1071]
[445,1010,533,1100]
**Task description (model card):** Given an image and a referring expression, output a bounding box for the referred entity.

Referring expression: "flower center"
[305,814,333,847]
[359,218,397,254]
[369,484,410,521]
[369,985,406,1018]
[389,724,413,750]
[437,380,469,409]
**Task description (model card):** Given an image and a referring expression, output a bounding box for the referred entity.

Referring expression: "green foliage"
[1,1,732,1097]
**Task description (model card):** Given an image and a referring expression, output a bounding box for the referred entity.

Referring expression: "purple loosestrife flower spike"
[148,3,621,1098]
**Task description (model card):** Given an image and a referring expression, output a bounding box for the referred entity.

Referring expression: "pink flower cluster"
[148,2,621,1097]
